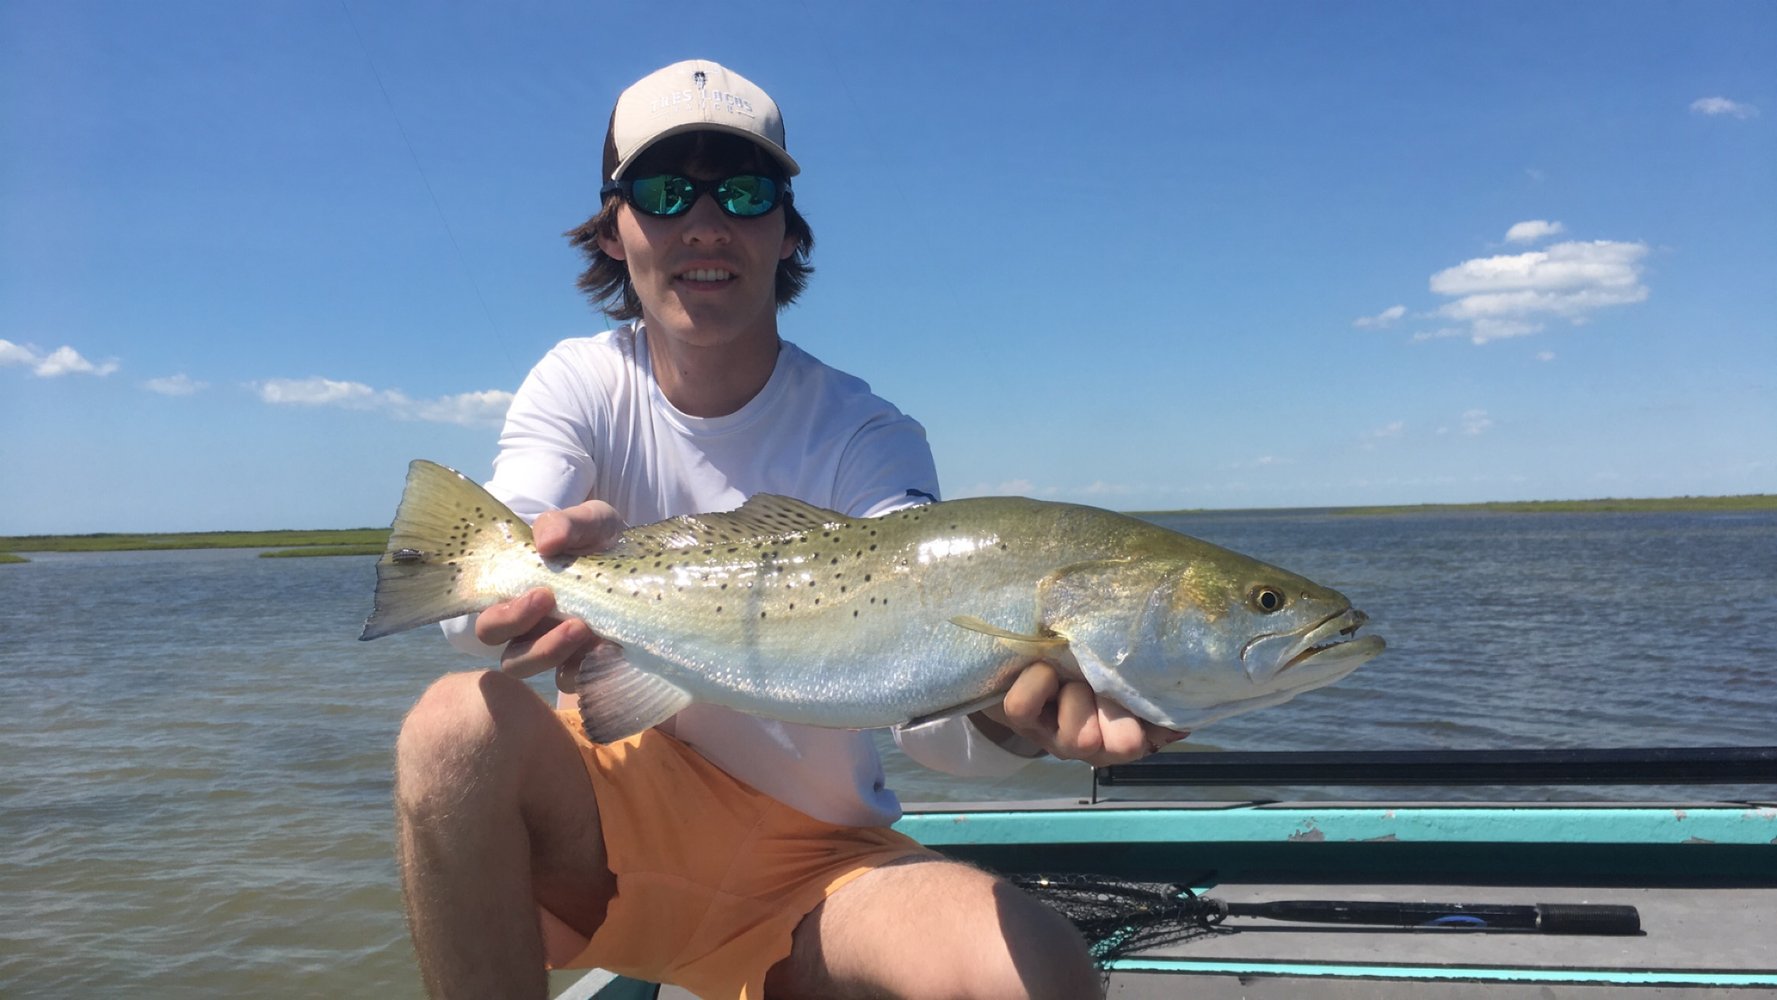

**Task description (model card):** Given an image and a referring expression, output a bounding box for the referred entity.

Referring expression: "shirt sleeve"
[439,341,608,660]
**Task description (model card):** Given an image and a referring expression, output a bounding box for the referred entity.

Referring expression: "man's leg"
[765,858,1102,1000]
[394,670,614,999]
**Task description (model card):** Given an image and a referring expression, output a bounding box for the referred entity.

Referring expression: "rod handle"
[1536,904,1641,935]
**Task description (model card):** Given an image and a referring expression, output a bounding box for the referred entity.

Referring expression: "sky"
[2,1,1773,534]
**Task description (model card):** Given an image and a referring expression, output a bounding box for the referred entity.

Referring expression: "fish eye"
[1250,585,1286,613]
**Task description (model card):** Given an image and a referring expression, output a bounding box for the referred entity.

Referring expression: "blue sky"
[3,1,1772,534]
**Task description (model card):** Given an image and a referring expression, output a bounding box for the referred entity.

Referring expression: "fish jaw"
[1240,608,1385,686]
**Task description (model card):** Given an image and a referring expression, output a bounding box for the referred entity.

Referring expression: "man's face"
[597,136,797,350]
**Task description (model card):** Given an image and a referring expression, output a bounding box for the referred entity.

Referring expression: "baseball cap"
[603,60,800,182]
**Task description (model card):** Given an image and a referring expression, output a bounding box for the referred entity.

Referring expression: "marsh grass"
[1333,495,1777,516]
[0,528,388,554]
[8,494,1773,559]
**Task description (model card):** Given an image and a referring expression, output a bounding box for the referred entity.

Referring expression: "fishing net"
[1009,873,1228,962]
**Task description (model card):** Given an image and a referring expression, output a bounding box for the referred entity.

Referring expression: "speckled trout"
[361,460,1383,742]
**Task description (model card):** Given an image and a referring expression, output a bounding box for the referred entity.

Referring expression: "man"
[394,59,1185,1000]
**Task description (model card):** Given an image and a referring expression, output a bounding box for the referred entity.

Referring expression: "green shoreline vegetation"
[1,494,1772,563]
[0,528,387,563]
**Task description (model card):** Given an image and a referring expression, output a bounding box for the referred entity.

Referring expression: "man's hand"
[473,499,627,692]
[977,661,1188,767]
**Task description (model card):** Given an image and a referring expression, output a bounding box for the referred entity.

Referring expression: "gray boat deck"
[563,878,1777,998]
[1098,880,1777,997]
[558,795,1777,998]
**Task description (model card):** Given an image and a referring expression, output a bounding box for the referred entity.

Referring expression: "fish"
[361,460,1384,742]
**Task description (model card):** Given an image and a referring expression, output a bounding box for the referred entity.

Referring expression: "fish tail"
[359,460,533,640]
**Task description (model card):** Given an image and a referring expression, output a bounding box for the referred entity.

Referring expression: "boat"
[555,746,1777,998]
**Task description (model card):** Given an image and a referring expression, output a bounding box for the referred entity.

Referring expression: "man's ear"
[597,226,626,261]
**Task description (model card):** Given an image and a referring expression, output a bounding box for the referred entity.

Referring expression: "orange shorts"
[543,710,941,1000]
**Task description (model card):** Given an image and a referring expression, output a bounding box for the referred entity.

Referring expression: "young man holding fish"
[392,60,1184,999]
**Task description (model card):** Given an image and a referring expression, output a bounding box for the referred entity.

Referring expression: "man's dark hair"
[566,131,814,320]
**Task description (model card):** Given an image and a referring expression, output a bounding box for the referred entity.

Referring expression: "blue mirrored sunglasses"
[600,174,786,219]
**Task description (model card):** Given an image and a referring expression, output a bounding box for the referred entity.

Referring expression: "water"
[4,511,1775,996]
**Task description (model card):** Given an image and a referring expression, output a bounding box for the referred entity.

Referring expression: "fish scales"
[362,460,1384,741]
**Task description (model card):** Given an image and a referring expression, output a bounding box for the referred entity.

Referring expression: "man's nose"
[679,192,732,244]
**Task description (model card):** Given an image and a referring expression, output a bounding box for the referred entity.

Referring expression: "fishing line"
[337,1,519,380]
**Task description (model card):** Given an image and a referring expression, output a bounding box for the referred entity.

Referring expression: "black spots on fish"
[1250,585,1287,614]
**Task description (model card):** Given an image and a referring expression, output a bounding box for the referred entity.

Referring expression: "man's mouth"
[678,268,734,282]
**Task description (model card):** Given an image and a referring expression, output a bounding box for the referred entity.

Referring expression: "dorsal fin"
[608,494,852,556]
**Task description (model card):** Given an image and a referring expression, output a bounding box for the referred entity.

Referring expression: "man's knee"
[780,860,1101,1000]
[989,880,1102,1000]
[395,670,545,814]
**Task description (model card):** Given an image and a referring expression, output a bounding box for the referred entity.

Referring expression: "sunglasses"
[600,173,787,219]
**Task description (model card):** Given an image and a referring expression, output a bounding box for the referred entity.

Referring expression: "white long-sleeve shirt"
[442,324,1034,826]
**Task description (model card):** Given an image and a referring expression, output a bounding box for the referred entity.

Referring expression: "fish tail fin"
[576,642,693,742]
[359,460,532,640]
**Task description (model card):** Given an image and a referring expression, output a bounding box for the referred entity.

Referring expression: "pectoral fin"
[948,616,1071,658]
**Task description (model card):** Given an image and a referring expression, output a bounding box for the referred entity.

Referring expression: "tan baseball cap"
[602,60,800,181]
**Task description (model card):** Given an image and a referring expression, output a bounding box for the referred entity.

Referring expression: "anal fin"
[575,643,694,743]
[902,693,1006,729]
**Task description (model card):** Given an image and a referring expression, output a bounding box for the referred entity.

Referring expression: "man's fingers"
[1000,661,1061,728]
[533,501,627,559]
[474,588,557,646]
[1094,698,1150,760]
[499,617,595,680]
[1052,681,1101,760]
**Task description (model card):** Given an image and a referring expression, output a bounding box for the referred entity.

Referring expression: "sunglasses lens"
[621,175,782,218]
[629,175,695,216]
[715,175,778,217]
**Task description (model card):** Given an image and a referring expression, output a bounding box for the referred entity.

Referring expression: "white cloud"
[143,373,207,396]
[0,339,120,377]
[258,376,387,408]
[410,389,517,427]
[1428,239,1649,344]
[1352,304,1407,329]
[1504,220,1565,244]
[1535,350,1556,362]
[1690,96,1759,119]
[1437,409,1495,436]
[1081,480,1134,497]
[1362,421,1405,449]
[257,376,512,426]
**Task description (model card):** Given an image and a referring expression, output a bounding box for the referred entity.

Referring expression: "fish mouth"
[1242,608,1385,684]
[1284,608,1380,670]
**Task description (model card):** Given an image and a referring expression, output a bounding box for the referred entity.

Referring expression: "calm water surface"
[4,510,1774,997]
